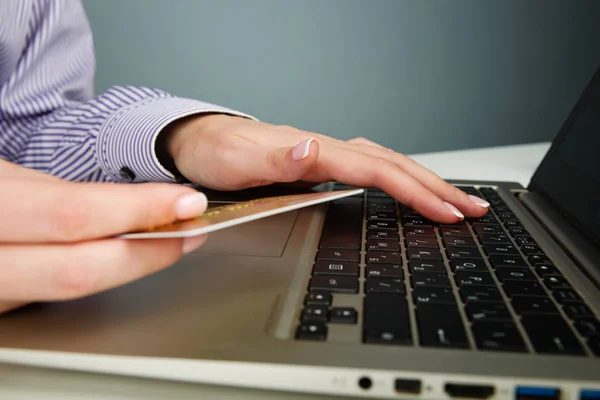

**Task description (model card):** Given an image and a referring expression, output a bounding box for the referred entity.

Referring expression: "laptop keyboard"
[295,185,600,356]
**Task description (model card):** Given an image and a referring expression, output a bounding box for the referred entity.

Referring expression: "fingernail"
[175,192,208,220]
[182,235,207,254]
[468,195,490,208]
[443,202,465,220]
[291,138,314,161]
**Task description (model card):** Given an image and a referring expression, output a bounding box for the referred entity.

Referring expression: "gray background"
[83,0,600,154]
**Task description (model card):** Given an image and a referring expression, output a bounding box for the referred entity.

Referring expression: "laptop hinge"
[520,191,600,288]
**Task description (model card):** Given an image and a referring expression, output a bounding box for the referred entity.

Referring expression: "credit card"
[119,188,363,239]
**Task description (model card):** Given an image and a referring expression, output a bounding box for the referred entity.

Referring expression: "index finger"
[0,178,207,243]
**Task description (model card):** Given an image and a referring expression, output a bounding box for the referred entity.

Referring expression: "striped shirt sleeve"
[0,0,255,183]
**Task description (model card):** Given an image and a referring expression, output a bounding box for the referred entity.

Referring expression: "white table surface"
[409,142,550,188]
[0,142,551,399]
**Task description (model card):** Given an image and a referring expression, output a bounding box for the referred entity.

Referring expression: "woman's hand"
[0,160,207,314]
[165,115,490,224]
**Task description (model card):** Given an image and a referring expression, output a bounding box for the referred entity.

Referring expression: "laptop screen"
[529,65,600,246]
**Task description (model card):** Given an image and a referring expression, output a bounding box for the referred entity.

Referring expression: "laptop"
[0,66,599,400]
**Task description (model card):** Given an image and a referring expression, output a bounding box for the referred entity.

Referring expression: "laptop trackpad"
[194,209,299,257]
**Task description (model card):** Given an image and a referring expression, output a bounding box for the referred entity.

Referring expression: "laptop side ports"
[516,386,561,400]
[444,383,495,399]
[580,389,600,400]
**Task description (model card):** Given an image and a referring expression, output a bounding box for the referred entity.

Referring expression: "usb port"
[395,378,421,394]
[516,386,561,400]
[581,389,600,400]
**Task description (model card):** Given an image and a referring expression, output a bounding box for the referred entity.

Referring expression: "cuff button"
[118,167,136,183]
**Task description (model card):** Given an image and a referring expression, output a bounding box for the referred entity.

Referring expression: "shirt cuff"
[96,96,257,182]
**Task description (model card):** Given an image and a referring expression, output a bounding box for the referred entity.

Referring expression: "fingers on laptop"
[296,138,487,223]
[0,235,206,301]
[0,178,208,243]
[344,138,490,216]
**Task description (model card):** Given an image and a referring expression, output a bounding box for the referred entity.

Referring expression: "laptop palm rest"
[195,206,299,258]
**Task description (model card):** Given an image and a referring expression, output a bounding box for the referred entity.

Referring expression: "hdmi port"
[445,383,495,399]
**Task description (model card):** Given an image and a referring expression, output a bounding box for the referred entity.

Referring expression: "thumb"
[266,138,319,182]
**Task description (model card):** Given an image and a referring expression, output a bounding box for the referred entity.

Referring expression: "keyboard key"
[367,229,399,240]
[367,250,402,264]
[305,291,332,306]
[367,239,400,252]
[563,303,594,319]
[503,221,523,229]
[495,267,536,282]
[466,303,512,322]
[406,237,439,248]
[447,247,482,260]
[365,278,405,294]
[521,244,544,256]
[470,216,498,224]
[407,248,442,260]
[508,227,528,236]
[417,305,469,348]
[413,286,456,305]
[296,322,327,341]
[449,259,488,272]
[317,248,360,262]
[440,226,471,237]
[502,280,546,298]
[488,199,506,208]
[440,220,467,227]
[455,270,496,286]
[472,321,526,352]
[553,288,582,304]
[528,254,551,265]
[489,254,528,269]
[535,264,560,277]
[411,272,451,287]
[399,206,419,216]
[367,202,395,213]
[521,314,584,355]
[457,186,479,195]
[301,306,328,322]
[544,275,571,290]
[498,212,516,221]
[366,263,403,278]
[477,233,511,245]
[367,220,397,230]
[367,189,391,198]
[460,285,503,303]
[574,318,600,338]
[443,236,477,248]
[368,211,396,221]
[318,200,362,249]
[363,294,411,345]
[512,295,558,315]
[313,261,359,276]
[409,260,447,273]
[482,243,519,256]
[473,224,503,235]
[329,307,358,324]
[401,216,434,227]
[514,235,536,246]
[494,206,510,214]
[403,226,435,237]
[309,276,358,293]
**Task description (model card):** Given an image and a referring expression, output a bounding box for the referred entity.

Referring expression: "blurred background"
[83,0,600,154]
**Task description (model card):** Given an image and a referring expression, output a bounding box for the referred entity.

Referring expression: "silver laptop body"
[0,68,599,400]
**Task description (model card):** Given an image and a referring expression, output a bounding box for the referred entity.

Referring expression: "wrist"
[155,114,212,180]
